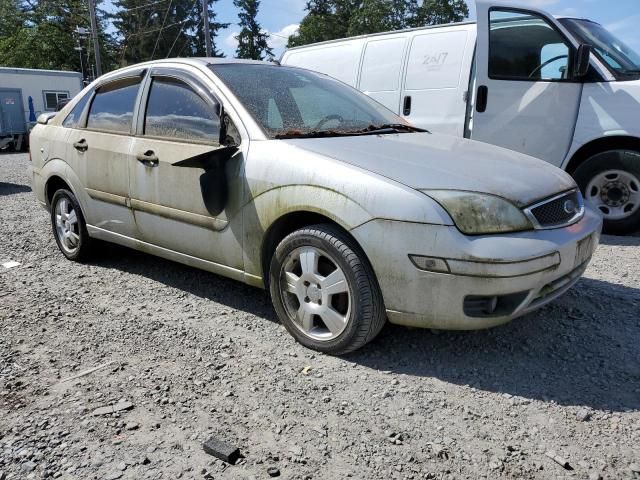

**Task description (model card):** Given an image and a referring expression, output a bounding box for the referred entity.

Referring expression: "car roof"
[98,57,274,82]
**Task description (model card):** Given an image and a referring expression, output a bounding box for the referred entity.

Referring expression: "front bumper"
[350,207,602,330]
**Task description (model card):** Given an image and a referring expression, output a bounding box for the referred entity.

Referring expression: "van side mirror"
[573,44,591,78]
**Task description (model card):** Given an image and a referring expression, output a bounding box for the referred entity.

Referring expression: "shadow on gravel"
[350,277,640,412]
[90,242,277,322]
[600,233,640,245]
[89,243,639,412]
[0,181,31,196]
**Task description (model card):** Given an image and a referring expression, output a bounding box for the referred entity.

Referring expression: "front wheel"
[573,150,640,235]
[269,224,386,355]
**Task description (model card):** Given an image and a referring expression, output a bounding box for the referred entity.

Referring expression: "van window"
[405,31,468,90]
[489,10,571,81]
[144,77,220,143]
[87,78,141,133]
[360,38,406,92]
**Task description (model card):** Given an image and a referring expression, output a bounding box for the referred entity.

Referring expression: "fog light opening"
[409,255,450,273]
[463,292,529,318]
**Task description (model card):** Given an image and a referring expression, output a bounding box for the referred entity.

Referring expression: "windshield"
[560,18,640,77]
[210,64,405,139]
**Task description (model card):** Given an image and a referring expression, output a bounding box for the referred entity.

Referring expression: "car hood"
[282,132,575,208]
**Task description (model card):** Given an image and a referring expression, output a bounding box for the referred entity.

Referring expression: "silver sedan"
[30,58,602,354]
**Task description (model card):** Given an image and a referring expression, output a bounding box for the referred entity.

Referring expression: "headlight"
[424,190,533,235]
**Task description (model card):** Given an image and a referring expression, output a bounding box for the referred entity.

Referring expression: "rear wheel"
[573,150,640,235]
[50,189,93,261]
[269,224,386,355]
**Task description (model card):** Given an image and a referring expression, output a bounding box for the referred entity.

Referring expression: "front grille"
[526,190,584,229]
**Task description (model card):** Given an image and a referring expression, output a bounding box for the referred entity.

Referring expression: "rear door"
[65,75,142,238]
[472,0,583,166]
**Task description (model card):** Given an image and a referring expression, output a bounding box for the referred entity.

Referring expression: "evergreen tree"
[111,0,228,65]
[0,0,115,75]
[233,0,272,60]
[288,0,468,47]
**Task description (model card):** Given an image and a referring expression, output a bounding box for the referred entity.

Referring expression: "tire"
[573,150,640,235]
[269,224,386,355]
[50,189,93,261]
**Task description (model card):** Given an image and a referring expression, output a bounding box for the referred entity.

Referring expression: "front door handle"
[73,139,88,152]
[476,85,488,113]
[136,150,159,167]
[403,95,412,116]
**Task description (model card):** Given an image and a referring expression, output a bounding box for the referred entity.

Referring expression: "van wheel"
[269,224,386,355]
[50,189,93,261]
[573,150,640,235]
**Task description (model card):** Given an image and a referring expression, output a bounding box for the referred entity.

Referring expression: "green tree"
[112,0,228,65]
[0,0,115,75]
[233,0,272,60]
[190,0,229,57]
[410,0,468,27]
[288,0,468,47]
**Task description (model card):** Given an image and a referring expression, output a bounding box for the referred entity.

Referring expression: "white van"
[281,0,640,234]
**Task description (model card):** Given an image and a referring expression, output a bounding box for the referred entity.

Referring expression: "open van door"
[471,1,584,166]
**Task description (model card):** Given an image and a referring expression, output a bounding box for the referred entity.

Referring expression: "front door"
[129,69,243,270]
[471,1,583,167]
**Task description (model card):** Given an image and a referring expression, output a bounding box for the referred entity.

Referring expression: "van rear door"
[471,0,583,166]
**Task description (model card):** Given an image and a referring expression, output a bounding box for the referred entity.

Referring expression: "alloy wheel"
[54,197,81,254]
[279,246,351,341]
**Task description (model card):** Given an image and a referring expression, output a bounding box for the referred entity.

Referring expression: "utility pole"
[88,0,102,76]
[202,0,212,57]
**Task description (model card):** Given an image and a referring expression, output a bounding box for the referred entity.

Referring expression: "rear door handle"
[403,95,412,116]
[476,86,488,113]
[136,150,158,167]
[73,139,88,152]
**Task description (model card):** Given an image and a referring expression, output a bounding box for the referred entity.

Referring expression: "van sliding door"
[358,37,407,114]
[399,28,474,136]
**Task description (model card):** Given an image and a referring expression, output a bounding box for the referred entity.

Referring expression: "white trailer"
[0,67,83,150]
[281,0,640,234]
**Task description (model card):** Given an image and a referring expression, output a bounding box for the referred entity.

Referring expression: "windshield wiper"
[274,129,355,139]
[361,123,429,134]
[274,123,429,139]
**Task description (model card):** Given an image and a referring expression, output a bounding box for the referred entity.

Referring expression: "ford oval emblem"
[563,199,577,214]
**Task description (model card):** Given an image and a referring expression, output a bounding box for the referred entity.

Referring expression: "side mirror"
[573,44,591,78]
[37,112,57,125]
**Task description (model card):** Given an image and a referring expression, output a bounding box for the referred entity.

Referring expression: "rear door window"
[87,78,141,133]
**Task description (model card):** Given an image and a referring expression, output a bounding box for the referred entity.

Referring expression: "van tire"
[269,224,386,355]
[573,150,640,235]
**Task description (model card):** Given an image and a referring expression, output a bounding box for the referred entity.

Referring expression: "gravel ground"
[1,152,639,480]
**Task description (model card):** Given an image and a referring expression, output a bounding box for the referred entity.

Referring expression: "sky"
[105,0,640,59]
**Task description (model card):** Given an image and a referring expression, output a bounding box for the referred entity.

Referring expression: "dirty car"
[29,58,603,354]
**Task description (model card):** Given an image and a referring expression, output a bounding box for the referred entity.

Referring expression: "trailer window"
[43,91,69,111]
